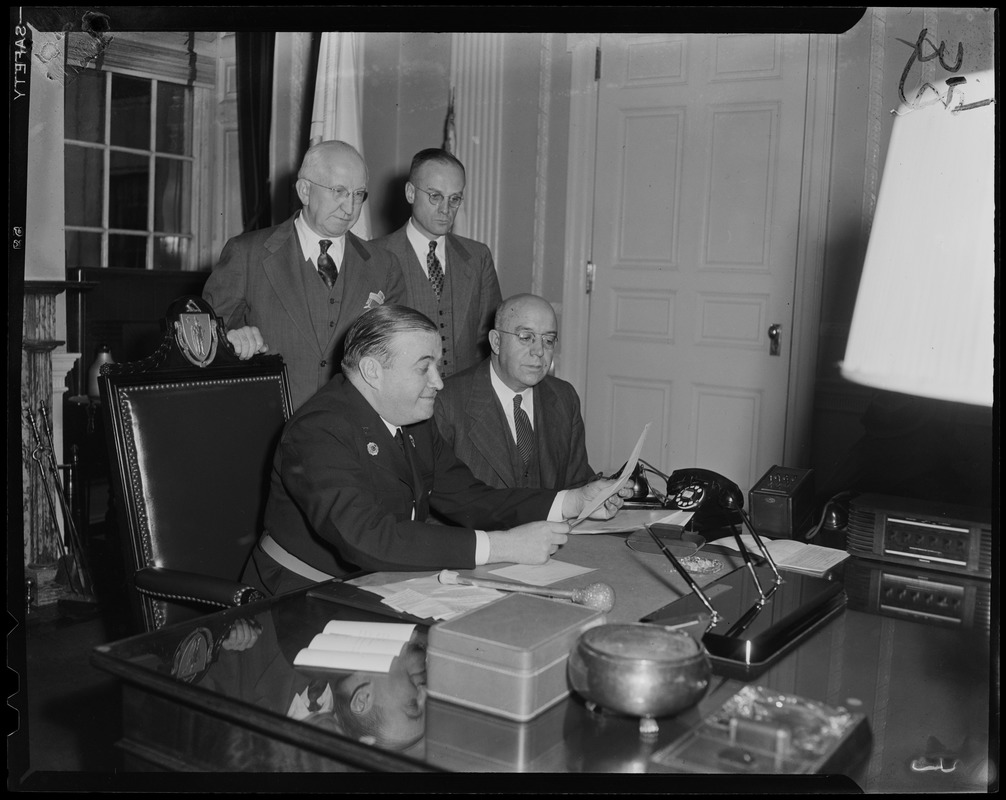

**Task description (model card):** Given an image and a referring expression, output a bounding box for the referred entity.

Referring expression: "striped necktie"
[513,395,535,465]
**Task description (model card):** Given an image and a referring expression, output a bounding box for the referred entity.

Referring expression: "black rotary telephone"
[624,462,744,531]
[664,468,744,514]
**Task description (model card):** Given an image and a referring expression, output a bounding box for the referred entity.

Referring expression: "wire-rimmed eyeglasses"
[414,186,464,210]
[303,178,369,206]
[496,329,558,350]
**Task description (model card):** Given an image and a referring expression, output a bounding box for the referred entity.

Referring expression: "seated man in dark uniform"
[244,304,628,597]
[434,293,595,490]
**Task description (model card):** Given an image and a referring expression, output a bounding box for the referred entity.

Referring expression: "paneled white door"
[584,33,811,492]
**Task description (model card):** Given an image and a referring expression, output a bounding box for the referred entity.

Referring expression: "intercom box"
[748,466,815,539]
[426,593,605,721]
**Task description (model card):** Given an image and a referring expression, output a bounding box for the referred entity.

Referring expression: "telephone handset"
[665,468,744,515]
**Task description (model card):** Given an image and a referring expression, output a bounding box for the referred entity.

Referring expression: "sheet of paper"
[572,422,651,526]
[489,559,594,586]
[355,574,503,620]
[571,508,693,535]
[293,649,395,672]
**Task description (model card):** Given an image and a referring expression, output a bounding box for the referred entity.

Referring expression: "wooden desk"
[91,532,993,791]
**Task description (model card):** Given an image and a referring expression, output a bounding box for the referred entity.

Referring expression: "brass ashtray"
[567,623,711,736]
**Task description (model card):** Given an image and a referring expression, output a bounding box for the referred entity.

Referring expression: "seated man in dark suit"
[434,293,595,490]
[243,304,629,597]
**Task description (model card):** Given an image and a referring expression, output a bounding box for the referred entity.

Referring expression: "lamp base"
[641,567,846,679]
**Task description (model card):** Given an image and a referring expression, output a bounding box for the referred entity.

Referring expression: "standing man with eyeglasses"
[373,148,502,379]
[203,140,407,410]
[434,294,595,491]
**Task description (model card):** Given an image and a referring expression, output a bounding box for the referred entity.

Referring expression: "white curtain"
[309,32,371,240]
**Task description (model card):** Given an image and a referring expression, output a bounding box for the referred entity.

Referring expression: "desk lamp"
[840,70,994,408]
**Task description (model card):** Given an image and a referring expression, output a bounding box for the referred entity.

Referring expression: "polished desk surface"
[92,531,993,790]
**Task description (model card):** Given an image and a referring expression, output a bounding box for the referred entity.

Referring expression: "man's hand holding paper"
[565,423,651,527]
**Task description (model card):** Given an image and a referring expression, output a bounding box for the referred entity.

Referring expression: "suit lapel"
[445,234,475,315]
[465,362,517,486]
[390,227,438,319]
[341,378,414,491]
[533,382,560,487]
[262,219,322,355]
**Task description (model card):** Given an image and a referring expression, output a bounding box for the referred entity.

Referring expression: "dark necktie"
[513,395,535,466]
[396,428,426,518]
[427,240,444,300]
[318,239,338,289]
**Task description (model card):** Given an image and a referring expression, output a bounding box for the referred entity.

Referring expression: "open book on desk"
[713,534,850,578]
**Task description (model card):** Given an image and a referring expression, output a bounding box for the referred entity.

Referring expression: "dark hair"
[341,304,437,372]
[408,148,465,183]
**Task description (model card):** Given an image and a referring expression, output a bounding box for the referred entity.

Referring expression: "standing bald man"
[203,140,407,410]
[435,293,595,490]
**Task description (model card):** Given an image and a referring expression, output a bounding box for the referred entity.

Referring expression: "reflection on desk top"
[91,534,993,789]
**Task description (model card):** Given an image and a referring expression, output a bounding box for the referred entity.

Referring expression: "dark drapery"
[235,32,274,232]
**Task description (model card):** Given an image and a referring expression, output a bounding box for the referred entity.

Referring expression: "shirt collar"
[407,218,445,270]
[489,360,533,413]
[295,211,346,266]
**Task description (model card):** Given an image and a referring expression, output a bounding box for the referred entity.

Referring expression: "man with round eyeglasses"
[373,148,502,379]
[435,293,595,491]
[203,140,407,410]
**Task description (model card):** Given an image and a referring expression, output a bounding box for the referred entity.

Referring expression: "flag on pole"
[310,32,371,240]
[442,88,469,239]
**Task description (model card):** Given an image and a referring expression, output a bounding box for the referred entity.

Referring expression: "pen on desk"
[644,525,722,625]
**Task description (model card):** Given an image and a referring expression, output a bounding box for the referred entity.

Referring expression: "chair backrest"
[99,296,293,631]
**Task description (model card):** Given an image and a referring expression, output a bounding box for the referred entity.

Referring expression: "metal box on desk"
[426,593,605,721]
[425,697,567,771]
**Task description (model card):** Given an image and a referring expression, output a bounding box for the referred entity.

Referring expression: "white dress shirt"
[295,212,346,275]
[406,218,446,278]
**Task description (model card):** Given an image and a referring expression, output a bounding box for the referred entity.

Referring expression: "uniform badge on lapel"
[364,291,385,310]
[367,442,379,456]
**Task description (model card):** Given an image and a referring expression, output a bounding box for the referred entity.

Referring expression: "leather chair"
[99,296,293,632]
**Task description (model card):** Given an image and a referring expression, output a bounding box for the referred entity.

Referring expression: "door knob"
[768,324,781,356]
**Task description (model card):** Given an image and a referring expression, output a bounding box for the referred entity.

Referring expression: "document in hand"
[572,422,651,527]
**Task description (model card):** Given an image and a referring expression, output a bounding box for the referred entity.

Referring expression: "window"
[65,68,194,270]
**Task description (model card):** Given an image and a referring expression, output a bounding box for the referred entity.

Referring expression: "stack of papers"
[293,620,416,672]
[359,573,504,621]
[714,534,850,577]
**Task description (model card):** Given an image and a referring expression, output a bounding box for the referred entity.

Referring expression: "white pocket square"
[364,291,386,310]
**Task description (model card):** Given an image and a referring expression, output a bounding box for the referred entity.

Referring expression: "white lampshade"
[841,70,995,407]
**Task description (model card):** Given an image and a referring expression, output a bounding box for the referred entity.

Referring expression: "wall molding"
[450,33,504,264]
[531,33,553,297]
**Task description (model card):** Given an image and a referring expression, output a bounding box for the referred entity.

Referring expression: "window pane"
[66,230,102,267]
[65,145,104,227]
[109,152,149,230]
[108,233,147,268]
[65,69,105,143]
[154,235,189,271]
[156,82,191,156]
[110,74,150,149]
[154,157,191,233]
